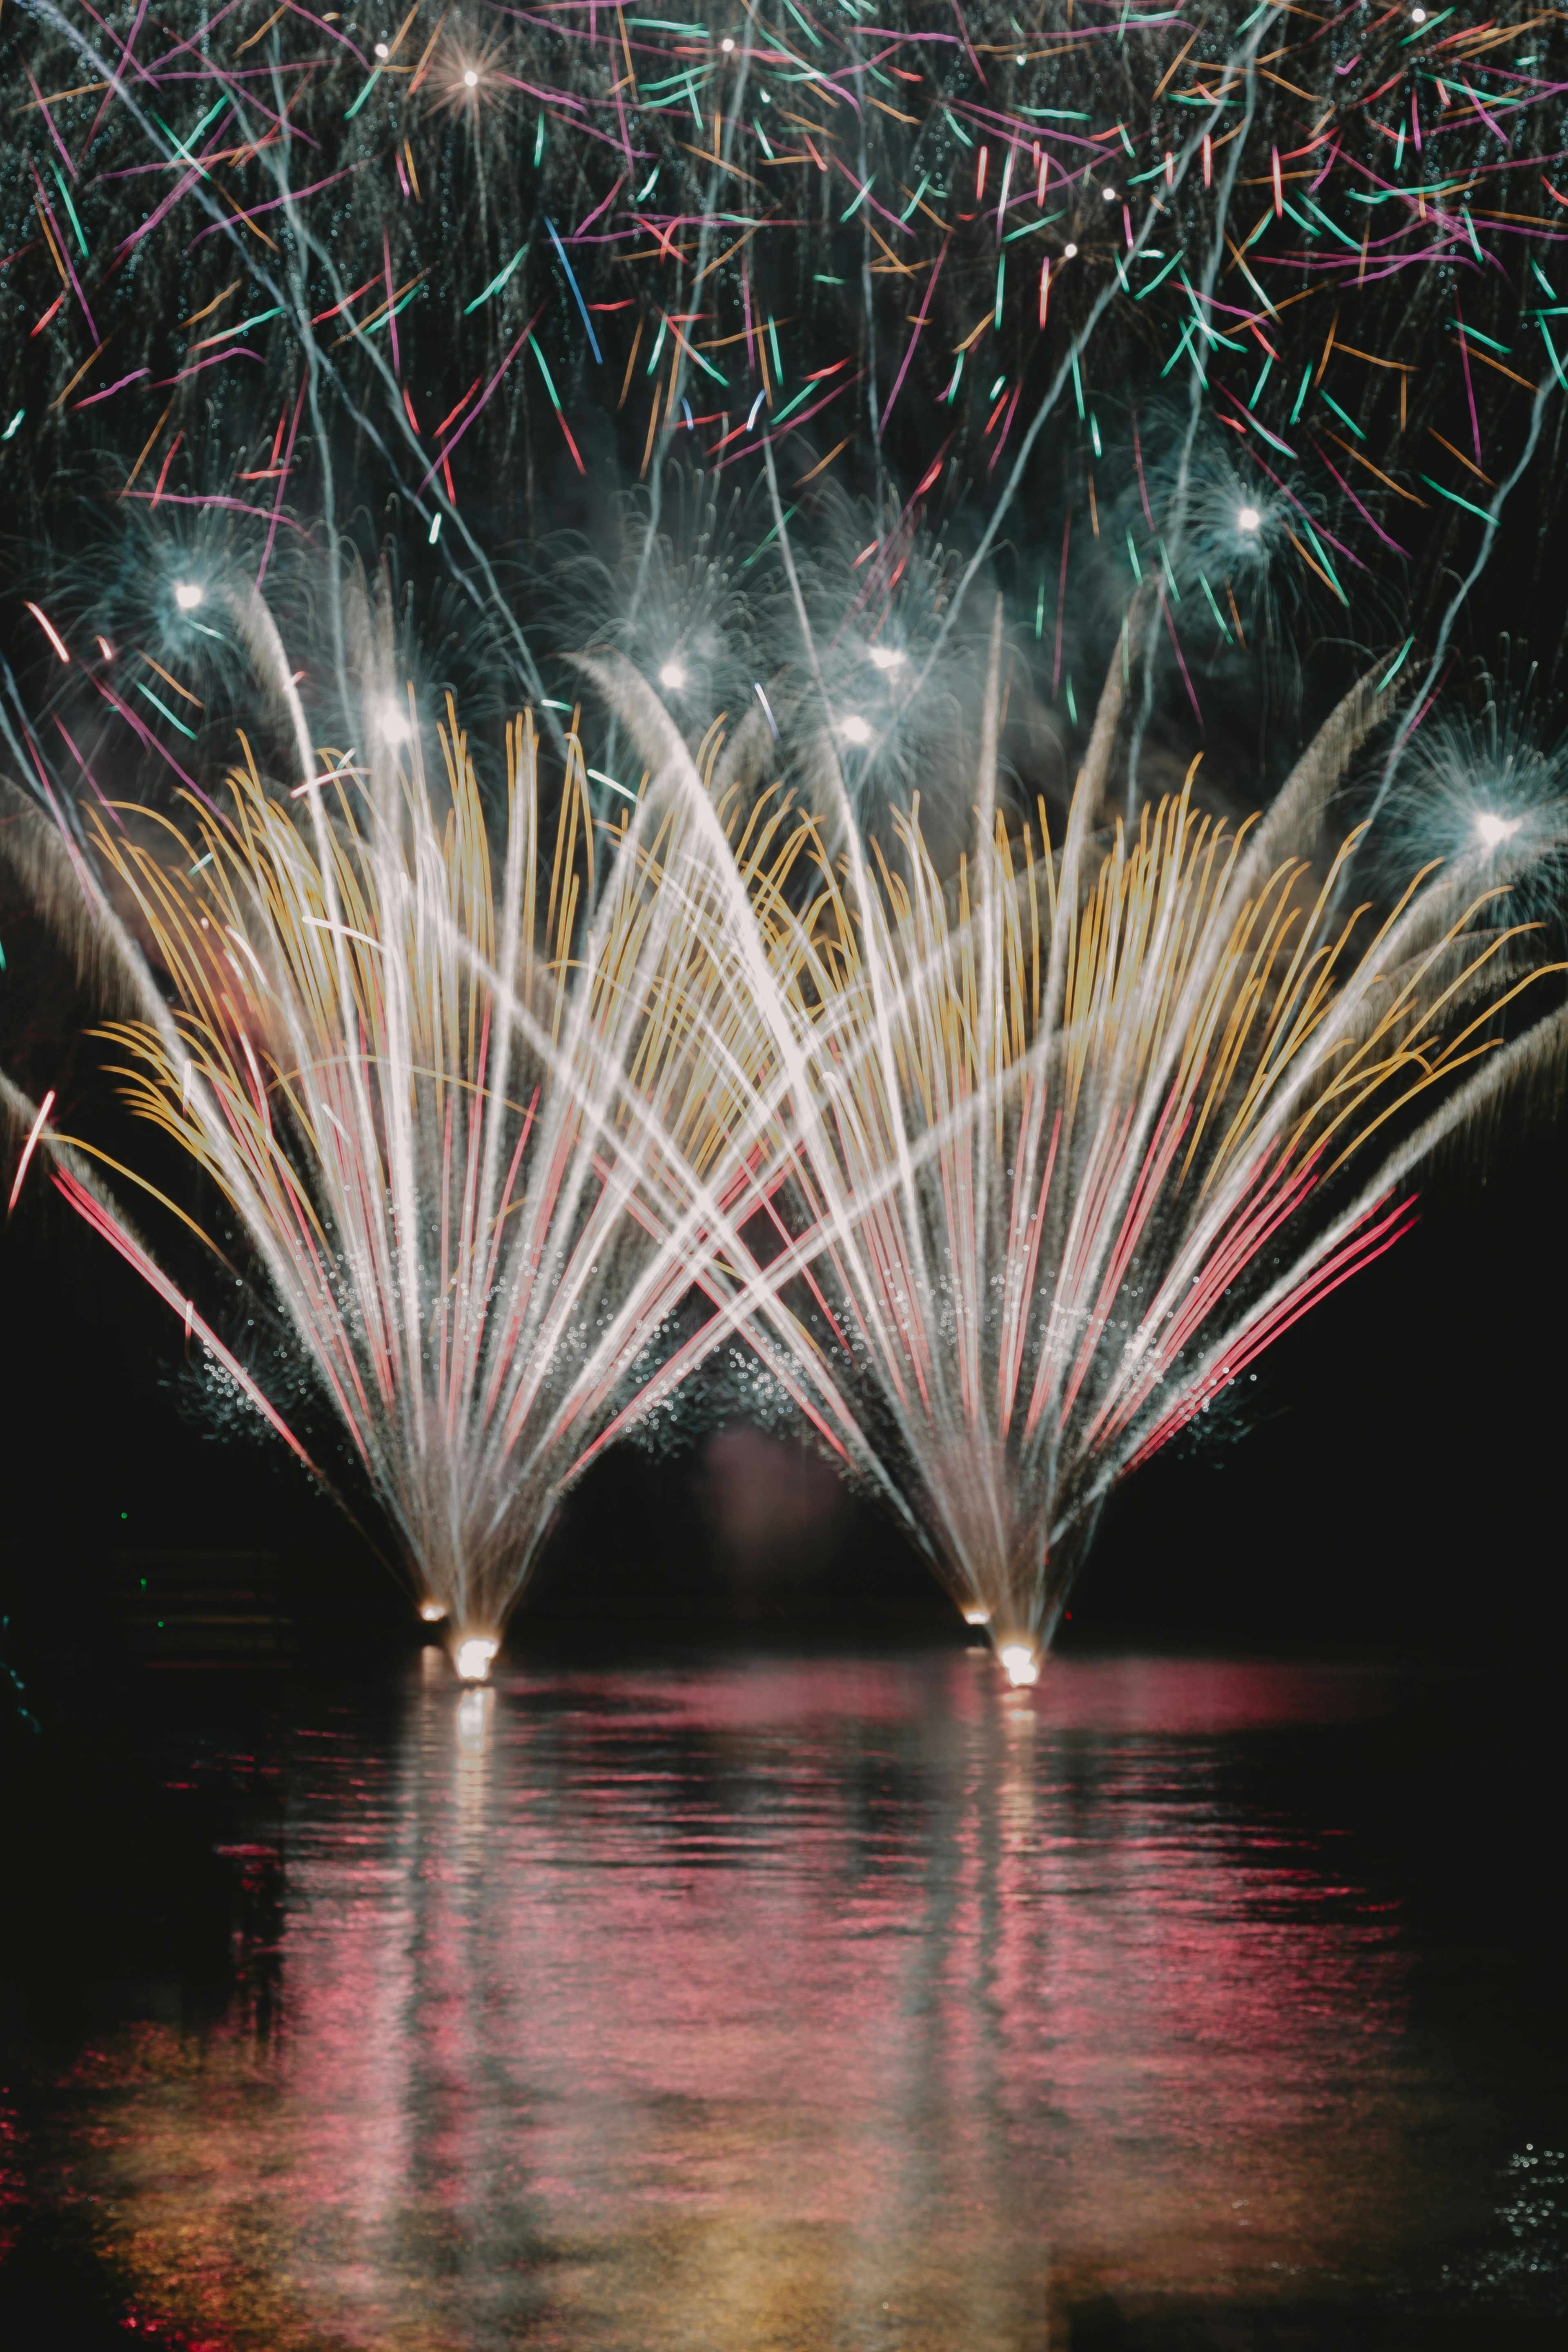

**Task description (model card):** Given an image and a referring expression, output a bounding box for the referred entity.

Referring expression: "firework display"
[2,3,1568,1674]
[592,624,1567,1678]
[2,574,833,1659]
[3,2,1565,731]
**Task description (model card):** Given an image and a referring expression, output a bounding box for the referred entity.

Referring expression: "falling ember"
[24,603,69,663]
[8,1089,56,1212]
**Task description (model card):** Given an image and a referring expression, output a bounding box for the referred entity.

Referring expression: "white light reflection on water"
[41,1656,1545,2348]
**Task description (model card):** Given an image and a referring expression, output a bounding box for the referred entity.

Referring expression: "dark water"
[3,1647,1564,2349]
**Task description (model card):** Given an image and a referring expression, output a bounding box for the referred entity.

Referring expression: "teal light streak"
[1198,572,1233,643]
[138,684,198,740]
[465,245,527,315]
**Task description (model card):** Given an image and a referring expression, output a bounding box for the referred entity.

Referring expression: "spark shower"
[2,2,1568,1676]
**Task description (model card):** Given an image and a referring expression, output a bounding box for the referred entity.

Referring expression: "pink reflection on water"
[65,1655,1464,2351]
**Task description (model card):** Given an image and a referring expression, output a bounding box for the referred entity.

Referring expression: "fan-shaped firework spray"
[589,616,1568,1679]
[3,572,826,1670]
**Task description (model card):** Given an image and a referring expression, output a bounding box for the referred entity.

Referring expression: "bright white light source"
[1102,187,1117,203]
[659,660,686,690]
[375,696,413,744]
[962,1606,991,1626]
[1236,505,1261,533]
[721,35,735,51]
[1016,52,1026,64]
[463,68,479,87]
[374,40,389,58]
[1410,7,1427,20]
[868,645,905,672]
[455,1635,498,1682]
[1475,811,1523,846]
[419,1601,446,1623]
[999,1643,1039,1687]
[840,714,872,746]
[1063,241,1078,259]
[173,580,204,611]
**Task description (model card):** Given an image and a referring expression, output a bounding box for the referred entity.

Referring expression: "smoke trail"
[1366,369,1562,830]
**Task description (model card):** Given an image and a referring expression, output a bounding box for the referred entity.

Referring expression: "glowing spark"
[721,36,734,51]
[1063,242,1078,259]
[374,41,390,58]
[840,714,872,745]
[455,1636,498,1681]
[173,581,204,611]
[659,661,686,690]
[1475,812,1523,846]
[1000,1644,1040,1687]
[292,749,362,800]
[8,1089,56,1213]
[962,1606,991,1626]
[24,603,69,663]
[868,646,905,672]
[419,1601,446,1621]
[463,69,478,88]
[1236,506,1261,532]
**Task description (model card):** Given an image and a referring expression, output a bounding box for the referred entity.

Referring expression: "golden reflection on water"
[43,1656,1490,2350]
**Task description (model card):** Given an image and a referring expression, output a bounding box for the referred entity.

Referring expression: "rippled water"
[10,1649,1566,2347]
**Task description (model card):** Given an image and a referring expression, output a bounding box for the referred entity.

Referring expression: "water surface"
[9,1648,1564,2348]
